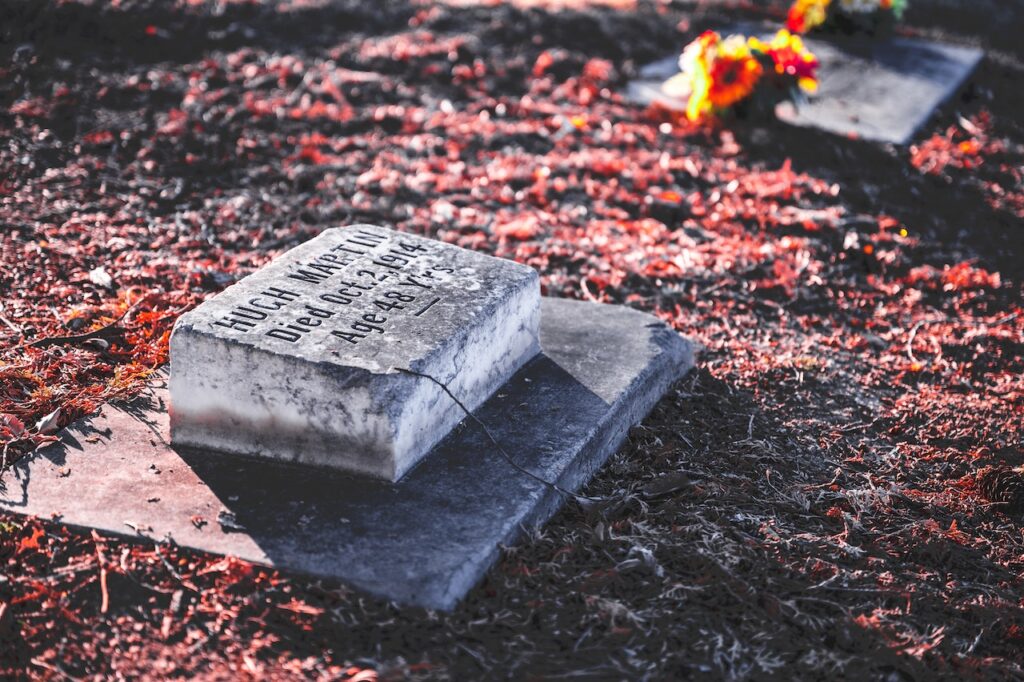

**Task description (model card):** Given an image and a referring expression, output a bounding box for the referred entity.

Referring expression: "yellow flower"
[678,31,717,121]
[706,36,763,109]
[678,32,765,121]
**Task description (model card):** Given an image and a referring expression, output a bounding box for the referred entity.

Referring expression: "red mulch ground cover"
[1,0,1022,678]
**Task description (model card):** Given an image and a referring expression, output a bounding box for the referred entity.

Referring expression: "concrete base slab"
[628,33,982,144]
[1,298,693,610]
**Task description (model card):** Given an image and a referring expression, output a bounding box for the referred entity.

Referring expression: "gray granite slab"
[628,34,982,144]
[1,298,694,610]
[170,225,540,481]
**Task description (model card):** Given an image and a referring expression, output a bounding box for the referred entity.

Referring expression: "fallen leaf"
[35,407,61,435]
[18,527,45,552]
[0,414,26,439]
[617,545,664,577]
[217,510,246,533]
[84,338,110,351]
[640,471,692,499]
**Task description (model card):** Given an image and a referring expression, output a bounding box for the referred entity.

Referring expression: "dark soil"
[1,0,1022,679]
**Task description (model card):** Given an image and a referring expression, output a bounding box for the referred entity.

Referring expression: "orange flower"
[788,0,906,33]
[678,32,763,121]
[706,44,763,109]
[787,0,831,34]
[675,29,819,123]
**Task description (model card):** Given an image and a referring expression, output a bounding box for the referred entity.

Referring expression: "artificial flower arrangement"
[663,29,820,123]
[787,0,908,36]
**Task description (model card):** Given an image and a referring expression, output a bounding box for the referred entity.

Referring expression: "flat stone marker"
[628,33,983,144]
[1,298,694,610]
[170,225,540,481]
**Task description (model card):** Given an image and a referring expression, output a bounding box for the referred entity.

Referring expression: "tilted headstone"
[776,36,983,144]
[169,225,540,481]
[628,32,982,144]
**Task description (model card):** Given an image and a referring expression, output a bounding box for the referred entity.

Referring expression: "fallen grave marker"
[170,225,541,481]
[2,227,695,609]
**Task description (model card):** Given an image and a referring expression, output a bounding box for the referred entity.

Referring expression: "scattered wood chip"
[160,589,184,640]
[88,266,114,288]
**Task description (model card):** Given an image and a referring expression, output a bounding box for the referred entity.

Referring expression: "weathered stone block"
[169,225,540,481]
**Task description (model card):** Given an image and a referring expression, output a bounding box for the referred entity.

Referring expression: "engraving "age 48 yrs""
[326,240,450,345]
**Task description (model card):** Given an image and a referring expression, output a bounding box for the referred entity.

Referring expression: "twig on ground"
[804,467,843,490]
[161,590,185,640]
[30,298,145,349]
[30,657,84,682]
[154,541,199,592]
[906,321,925,363]
[0,315,20,336]
[700,278,735,297]
[580,276,601,303]
[994,312,1019,326]
[91,530,110,614]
